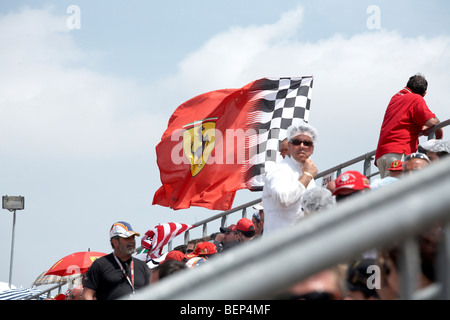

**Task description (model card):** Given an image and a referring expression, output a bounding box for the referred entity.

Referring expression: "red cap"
[386,160,403,171]
[185,242,217,260]
[236,218,255,232]
[164,250,185,262]
[332,171,371,196]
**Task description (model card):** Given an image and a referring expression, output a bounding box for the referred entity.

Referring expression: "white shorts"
[376,153,405,178]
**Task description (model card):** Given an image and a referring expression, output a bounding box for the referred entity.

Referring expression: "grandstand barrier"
[176,119,449,248]
[31,120,449,299]
[129,156,450,300]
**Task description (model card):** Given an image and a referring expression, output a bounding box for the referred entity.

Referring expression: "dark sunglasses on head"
[290,139,313,147]
[404,152,430,163]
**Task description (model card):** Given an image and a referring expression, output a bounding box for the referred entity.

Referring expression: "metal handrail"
[130,157,450,300]
[25,273,83,300]
[176,119,449,247]
[26,120,450,299]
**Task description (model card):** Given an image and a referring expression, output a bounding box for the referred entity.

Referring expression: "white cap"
[252,202,263,211]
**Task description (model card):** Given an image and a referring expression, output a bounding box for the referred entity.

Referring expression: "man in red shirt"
[375,74,443,178]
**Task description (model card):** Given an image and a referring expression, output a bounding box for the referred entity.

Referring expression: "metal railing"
[176,119,450,247]
[26,274,83,300]
[31,120,449,299]
[130,156,450,300]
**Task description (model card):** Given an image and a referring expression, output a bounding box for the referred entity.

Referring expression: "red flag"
[141,222,193,260]
[153,77,313,210]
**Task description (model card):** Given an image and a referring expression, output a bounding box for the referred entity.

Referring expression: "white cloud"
[172,6,305,94]
[0,7,165,160]
[166,6,450,168]
[3,5,449,166]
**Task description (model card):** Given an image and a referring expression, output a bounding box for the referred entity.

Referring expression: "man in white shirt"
[262,120,318,236]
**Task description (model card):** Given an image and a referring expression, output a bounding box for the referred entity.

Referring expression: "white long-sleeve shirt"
[262,156,316,236]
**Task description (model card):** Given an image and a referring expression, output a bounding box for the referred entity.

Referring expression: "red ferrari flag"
[153,77,313,210]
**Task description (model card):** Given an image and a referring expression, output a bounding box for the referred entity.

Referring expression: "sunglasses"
[290,139,313,147]
[404,152,430,163]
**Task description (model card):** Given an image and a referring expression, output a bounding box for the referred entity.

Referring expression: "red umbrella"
[44,251,107,276]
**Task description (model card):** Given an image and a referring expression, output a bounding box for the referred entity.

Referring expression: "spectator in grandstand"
[332,171,371,202]
[186,240,196,255]
[370,161,402,191]
[185,241,218,260]
[375,73,443,178]
[252,202,264,236]
[150,259,187,283]
[402,152,431,174]
[326,179,336,194]
[252,212,264,236]
[376,225,442,299]
[164,250,186,263]
[185,236,212,255]
[274,265,347,300]
[173,244,187,254]
[418,139,450,162]
[344,258,379,300]
[65,285,84,300]
[279,138,290,159]
[385,160,404,178]
[184,242,218,269]
[300,187,336,216]
[236,218,257,242]
[262,120,318,236]
[82,221,150,300]
[212,224,239,252]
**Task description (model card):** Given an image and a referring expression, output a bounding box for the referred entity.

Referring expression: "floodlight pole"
[8,209,17,289]
[2,195,25,290]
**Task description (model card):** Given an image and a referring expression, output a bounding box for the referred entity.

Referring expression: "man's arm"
[82,287,96,300]
[422,117,443,139]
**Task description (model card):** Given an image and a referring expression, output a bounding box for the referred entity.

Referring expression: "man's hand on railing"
[421,118,444,139]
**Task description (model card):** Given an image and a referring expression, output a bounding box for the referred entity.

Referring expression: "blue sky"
[1,1,450,290]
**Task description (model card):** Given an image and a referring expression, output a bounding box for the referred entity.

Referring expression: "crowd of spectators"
[53,73,448,300]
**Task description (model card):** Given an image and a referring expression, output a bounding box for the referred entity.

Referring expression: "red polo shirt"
[375,87,436,164]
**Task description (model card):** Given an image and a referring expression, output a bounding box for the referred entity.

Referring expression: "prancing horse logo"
[182,118,217,177]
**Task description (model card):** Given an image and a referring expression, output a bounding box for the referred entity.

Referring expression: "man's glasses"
[290,139,313,147]
[404,152,431,163]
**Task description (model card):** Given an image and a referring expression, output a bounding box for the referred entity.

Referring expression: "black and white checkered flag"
[154,76,313,210]
[245,76,313,190]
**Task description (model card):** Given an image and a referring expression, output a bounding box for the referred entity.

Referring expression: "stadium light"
[2,196,25,289]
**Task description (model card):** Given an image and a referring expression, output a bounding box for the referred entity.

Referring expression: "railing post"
[203,224,208,238]
[221,215,227,228]
[363,153,372,180]
[437,221,450,299]
[184,230,190,245]
[399,236,421,299]
[242,207,247,219]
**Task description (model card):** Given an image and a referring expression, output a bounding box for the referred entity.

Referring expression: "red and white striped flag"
[141,222,193,260]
